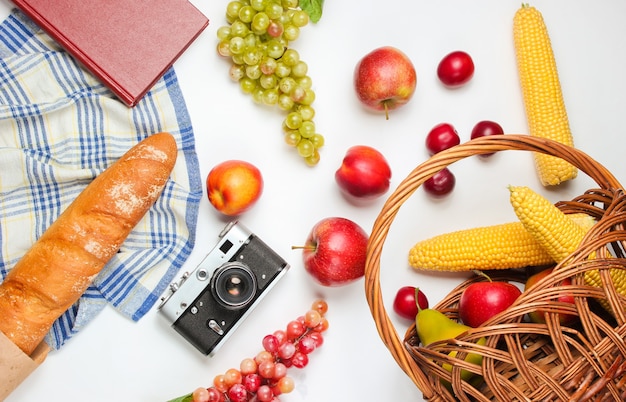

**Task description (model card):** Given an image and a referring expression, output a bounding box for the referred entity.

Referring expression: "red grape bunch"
[183,299,329,402]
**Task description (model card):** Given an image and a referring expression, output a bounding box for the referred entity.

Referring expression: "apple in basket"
[458,274,522,328]
[525,267,578,325]
[206,160,264,216]
[335,145,392,201]
[292,217,369,287]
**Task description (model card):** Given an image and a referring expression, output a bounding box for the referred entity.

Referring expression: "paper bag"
[0,331,49,401]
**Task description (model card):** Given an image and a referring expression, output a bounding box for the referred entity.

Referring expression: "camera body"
[158,221,289,355]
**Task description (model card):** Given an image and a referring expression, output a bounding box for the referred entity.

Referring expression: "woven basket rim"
[364,134,625,401]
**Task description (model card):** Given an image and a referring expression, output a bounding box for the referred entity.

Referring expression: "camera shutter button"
[208,319,225,335]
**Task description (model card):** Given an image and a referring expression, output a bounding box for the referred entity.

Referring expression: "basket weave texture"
[365,135,626,401]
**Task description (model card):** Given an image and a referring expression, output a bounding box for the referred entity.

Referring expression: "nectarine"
[206,160,263,216]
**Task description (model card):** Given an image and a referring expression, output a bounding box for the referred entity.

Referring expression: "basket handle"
[364,134,623,397]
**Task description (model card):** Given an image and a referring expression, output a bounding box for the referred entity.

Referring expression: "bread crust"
[0,132,178,355]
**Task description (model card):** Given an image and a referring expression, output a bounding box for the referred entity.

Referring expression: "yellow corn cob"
[408,213,595,272]
[513,4,578,186]
[509,185,626,303]
[509,185,584,261]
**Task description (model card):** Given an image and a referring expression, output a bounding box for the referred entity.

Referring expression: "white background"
[4,0,626,401]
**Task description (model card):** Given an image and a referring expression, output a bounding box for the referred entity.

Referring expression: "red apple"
[354,46,417,119]
[458,279,522,327]
[206,160,263,216]
[335,145,392,200]
[293,217,369,287]
[525,267,578,325]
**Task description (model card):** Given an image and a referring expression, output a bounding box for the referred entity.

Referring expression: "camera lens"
[212,262,257,308]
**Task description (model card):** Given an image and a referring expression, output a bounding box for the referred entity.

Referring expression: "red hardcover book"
[11,0,209,106]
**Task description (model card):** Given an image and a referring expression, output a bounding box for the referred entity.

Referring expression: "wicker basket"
[364,135,626,401]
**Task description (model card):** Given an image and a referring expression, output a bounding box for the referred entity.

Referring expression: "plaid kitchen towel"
[0,9,202,349]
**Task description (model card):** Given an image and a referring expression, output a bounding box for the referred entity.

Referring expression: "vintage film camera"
[158,221,289,355]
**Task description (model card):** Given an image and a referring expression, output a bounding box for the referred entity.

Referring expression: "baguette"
[0,132,178,355]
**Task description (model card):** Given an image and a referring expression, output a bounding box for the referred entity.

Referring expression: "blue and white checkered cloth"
[0,9,202,350]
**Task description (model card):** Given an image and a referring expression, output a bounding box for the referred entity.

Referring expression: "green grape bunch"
[217,0,325,166]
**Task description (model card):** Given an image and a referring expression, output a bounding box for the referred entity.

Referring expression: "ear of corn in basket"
[509,185,626,302]
[513,4,578,186]
[408,213,595,272]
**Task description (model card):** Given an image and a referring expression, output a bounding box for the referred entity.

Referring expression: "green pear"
[415,308,485,382]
